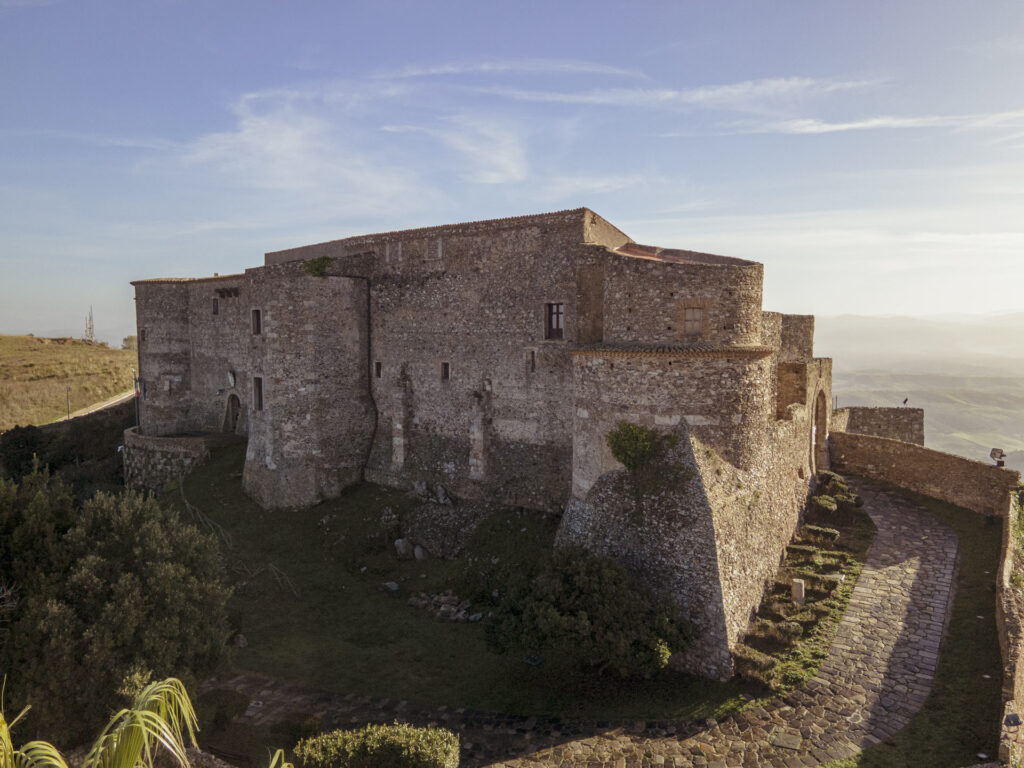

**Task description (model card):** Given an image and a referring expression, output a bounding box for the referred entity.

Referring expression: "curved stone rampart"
[122,426,212,491]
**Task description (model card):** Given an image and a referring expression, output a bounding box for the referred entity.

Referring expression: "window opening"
[212,298,219,315]
[251,309,262,335]
[545,303,564,340]
[530,349,536,372]
[441,362,451,381]
[684,307,703,336]
[253,376,263,411]
[374,361,382,378]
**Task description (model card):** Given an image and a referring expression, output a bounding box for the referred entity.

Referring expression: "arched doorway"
[224,394,241,433]
[810,389,828,473]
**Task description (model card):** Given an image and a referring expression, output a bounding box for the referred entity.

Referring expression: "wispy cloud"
[959,36,1024,57]
[384,115,528,184]
[0,0,59,8]
[470,76,878,112]
[378,58,646,80]
[723,108,1024,135]
[536,173,646,202]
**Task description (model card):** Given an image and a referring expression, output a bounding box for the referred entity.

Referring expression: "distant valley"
[816,314,1024,474]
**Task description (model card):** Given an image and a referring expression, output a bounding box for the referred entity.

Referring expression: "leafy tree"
[487,546,688,678]
[121,335,138,351]
[0,470,230,745]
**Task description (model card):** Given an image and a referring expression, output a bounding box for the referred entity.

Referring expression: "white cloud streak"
[378,58,646,80]
[736,108,1024,135]
[469,76,878,112]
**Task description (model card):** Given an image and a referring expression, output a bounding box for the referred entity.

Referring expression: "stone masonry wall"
[830,430,1018,515]
[243,266,375,509]
[832,406,924,446]
[123,426,210,491]
[135,282,193,436]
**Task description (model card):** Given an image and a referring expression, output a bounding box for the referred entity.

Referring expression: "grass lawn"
[0,334,135,431]
[169,444,765,726]
[824,488,1003,768]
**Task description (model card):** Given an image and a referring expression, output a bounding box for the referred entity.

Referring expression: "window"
[374,361,382,379]
[684,307,703,337]
[441,362,451,381]
[530,349,536,372]
[139,329,147,343]
[212,298,219,315]
[253,376,263,411]
[545,303,564,340]
[251,309,262,335]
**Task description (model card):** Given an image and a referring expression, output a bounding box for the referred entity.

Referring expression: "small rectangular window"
[253,376,263,411]
[441,362,451,381]
[374,361,382,378]
[684,307,703,336]
[545,303,564,340]
[212,298,219,315]
[530,349,536,372]
[251,309,262,335]
[139,329,147,343]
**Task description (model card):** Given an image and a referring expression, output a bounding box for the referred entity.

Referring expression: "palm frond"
[82,678,197,768]
[0,707,69,768]
[266,749,293,768]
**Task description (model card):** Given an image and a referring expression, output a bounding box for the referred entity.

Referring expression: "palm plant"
[0,678,198,768]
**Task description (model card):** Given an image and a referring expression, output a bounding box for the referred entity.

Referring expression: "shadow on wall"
[556,422,734,680]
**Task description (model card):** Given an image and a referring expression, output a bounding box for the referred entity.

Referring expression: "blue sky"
[2,0,1023,343]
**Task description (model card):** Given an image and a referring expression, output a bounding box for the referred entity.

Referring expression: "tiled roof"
[266,208,590,257]
[573,342,773,359]
[130,273,244,286]
[615,243,758,267]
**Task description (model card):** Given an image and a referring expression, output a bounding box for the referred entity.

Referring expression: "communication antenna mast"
[84,306,95,342]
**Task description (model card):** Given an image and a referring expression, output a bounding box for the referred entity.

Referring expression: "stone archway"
[224,394,241,434]
[811,389,828,473]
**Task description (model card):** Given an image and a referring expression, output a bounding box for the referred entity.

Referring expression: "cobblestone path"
[208,482,959,767]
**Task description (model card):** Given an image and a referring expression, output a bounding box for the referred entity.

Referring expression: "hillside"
[0,335,136,432]
[817,315,1024,474]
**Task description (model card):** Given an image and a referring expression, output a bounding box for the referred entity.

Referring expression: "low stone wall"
[830,431,1018,516]
[123,426,212,491]
[997,491,1024,763]
[832,406,925,446]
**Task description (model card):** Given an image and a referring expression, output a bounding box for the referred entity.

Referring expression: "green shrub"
[811,494,838,513]
[274,710,325,744]
[302,256,333,278]
[486,546,688,678]
[294,723,459,768]
[732,643,776,685]
[606,422,660,471]
[0,469,230,745]
[801,524,840,546]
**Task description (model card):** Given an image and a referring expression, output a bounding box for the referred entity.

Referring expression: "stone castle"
[124,208,919,678]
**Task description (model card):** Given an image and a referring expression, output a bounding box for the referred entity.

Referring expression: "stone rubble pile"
[407,589,484,623]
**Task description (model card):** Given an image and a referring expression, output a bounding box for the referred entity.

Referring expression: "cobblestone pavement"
[206,482,959,767]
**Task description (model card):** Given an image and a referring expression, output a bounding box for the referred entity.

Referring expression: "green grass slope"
[0,334,136,432]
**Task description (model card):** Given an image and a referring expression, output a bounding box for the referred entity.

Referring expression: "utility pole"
[84,306,95,343]
[66,386,71,420]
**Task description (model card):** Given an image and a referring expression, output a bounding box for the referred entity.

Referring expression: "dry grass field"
[0,334,136,432]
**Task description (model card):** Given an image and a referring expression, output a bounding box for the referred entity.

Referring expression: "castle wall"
[600,258,765,347]
[354,214,589,512]
[779,314,815,361]
[123,426,211,491]
[830,431,1017,515]
[184,277,251,435]
[831,406,924,446]
[571,349,775,496]
[242,267,375,508]
[135,282,193,436]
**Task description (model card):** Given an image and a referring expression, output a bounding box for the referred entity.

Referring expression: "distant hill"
[0,335,136,432]
[817,315,1024,474]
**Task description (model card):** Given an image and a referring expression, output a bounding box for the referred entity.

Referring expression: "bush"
[801,524,840,547]
[302,256,333,278]
[811,494,838,513]
[486,546,688,678]
[0,469,230,745]
[294,723,459,768]
[606,422,660,471]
